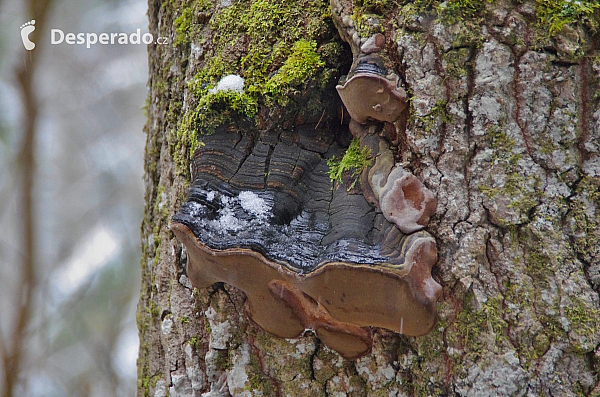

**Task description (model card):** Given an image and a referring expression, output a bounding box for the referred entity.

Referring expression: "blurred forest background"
[0,0,148,395]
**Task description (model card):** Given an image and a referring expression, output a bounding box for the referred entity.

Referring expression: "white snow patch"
[239,191,270,218]
[209,74,245,94]
[207,190,273,233]
[188,200,204,217]
[215,207,245,232]
[220,194,231,206]
[206,191,216,201]
[209,195,244,232]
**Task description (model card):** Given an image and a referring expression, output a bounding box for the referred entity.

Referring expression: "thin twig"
[0,334,6,375]
[2,1,53,396]
[315,109,325,130]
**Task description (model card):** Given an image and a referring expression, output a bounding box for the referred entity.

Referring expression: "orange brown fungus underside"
[403,181,423,208]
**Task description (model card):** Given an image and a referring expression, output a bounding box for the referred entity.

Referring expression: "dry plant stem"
[1,1,52,396]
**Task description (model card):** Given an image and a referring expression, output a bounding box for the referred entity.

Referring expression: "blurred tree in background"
[0,0,147,395]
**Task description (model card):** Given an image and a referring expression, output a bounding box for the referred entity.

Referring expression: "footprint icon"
[20,20,36,51]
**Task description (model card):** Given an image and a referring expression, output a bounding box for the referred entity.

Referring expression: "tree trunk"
[137,0,600,395]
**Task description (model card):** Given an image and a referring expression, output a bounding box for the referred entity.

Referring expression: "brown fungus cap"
[171,128,442,359]
[336,56,407,124]
[379,166,438,234]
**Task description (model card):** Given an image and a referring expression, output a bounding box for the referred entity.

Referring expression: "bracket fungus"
[172,126,442,359]
[330,0,437,244]
[331,0,407,125]
[378,166,438,235]
[336,55,408,124]
[171,0,441,360]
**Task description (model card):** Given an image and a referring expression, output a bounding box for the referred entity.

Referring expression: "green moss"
[136,293,162,397]
[138,373,163,396]
[414,99,453,133]
[181,88,259,134]
[406,302,513,395]
[569,175,600,260]
[564,296,600,353]
[477,127,543,222]
[351,11,385,37]
[453,291,508,362]
[171,125,202,178]
[327,138,373,189]
[188,336,199,349]
[146,298,161,318]
[399,0,597,58]
[214,350,232,370]
[244,353,277,395]
[397,0,497,56]
[535,0,599,35]
[264,39,325,104]
[408,0,494,25]
[502,281,557,368]
[350,0,397,40]
[436,0,494,24]
[442,47,471,79]
[408,311,449,393]
[172,0,213,46]
[148,183,171,263]
[197,0,331,96]
[532,332,551,358]
[353,0,394,12]
[523,248,554,286]
[173,7,193,46]
[173,0,336,170]
[319,41,346,67]
[539,135,558,155]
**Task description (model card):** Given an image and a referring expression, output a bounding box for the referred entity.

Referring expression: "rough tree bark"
[137,0,600,395]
